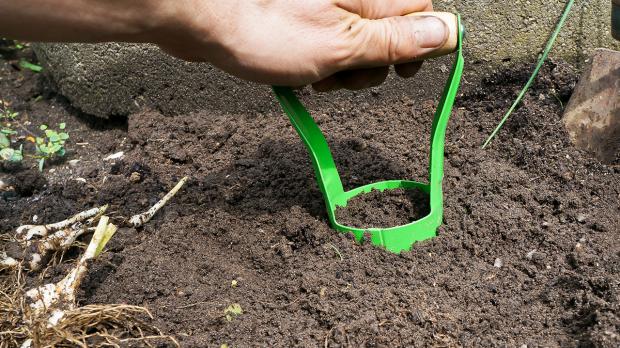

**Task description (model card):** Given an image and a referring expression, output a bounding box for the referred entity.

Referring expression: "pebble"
[526,250,537,260]
[129,172,141,183]
[576,213,587,223]
[494,258,503,268]
[68,159,80,167]
[104,151,124,161]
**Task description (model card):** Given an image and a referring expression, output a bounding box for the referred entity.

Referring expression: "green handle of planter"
[273,14,465,253]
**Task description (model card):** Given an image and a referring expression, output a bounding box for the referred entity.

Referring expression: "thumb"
[343,14,453,68]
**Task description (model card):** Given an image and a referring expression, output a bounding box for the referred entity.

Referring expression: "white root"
[25,226,91,271]
[26,216,118,327]
[16,205,108,241]
[2,227,89,271]
[1,252,18,268]
[3,206,108,271]
[129,176,188,227]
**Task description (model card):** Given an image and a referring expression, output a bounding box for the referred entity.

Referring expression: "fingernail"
[415,16,448,48]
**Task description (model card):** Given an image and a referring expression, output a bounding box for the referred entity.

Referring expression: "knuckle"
[384,18,403,63]
[370,17,411,64]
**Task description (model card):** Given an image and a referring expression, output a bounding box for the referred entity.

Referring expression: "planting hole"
[335,188,430,229]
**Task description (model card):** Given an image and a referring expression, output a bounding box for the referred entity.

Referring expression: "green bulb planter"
[273,15,465,253]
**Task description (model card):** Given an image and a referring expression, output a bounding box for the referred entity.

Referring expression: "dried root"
[16,206,107,241]
[129,176,188,227]
[25,304,179,348]
[0,263,28,347]
[1,206,107,271]
[1,176,189,347]
[1,218,177,348]
[26,217,117,327]
[0,251,18,268]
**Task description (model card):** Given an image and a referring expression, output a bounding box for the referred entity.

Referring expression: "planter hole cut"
[273,14,465,253]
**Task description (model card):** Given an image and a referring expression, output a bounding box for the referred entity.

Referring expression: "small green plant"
[224,303,243,322]
[34,123,69,171]
[0,103,70,170]
[0,38,26,51]
[14,41,25,50]
[0,108,23,162]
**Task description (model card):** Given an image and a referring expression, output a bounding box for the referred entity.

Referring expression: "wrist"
[111,0,176,43]
[142,0,219,47]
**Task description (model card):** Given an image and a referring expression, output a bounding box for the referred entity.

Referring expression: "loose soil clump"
[1,52,618,348]
[335,188,430,228]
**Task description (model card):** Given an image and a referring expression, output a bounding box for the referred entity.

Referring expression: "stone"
[563,48,619,163]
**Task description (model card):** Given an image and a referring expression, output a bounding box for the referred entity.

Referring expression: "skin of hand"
[0,0,448,91]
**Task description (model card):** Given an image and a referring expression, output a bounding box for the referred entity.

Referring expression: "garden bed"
[1,49,619,347]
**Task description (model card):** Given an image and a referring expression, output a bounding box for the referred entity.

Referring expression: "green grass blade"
[18,59,43,73]
[482,0,575,149]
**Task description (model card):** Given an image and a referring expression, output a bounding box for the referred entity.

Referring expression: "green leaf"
[59,132,69,140]
[0,133,9,148]
[224,303,243,322]
[39,124,48,131]
[0,148,14,160]
[38,158,45,171]
[1,128,17,135]
[49,143,62,153]
[59,123,66,130]
[1,147,23,162]
[18,59,43,73]
[38,144,50,154]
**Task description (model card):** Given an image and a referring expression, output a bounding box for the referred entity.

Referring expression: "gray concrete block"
[32,43,277,117]
[32,0,620,118]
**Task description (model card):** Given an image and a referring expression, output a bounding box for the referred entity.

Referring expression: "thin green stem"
[482,0,575,149]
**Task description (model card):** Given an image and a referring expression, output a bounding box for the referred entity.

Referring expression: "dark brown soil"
[336,188,430,228]
[1,48,619,348]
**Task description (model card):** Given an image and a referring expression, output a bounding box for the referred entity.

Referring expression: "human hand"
[0,0,454,91]
[155,0,453,91]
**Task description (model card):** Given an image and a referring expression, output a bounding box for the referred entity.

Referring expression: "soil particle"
[11,170,47,196]
[335,188,430,228]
